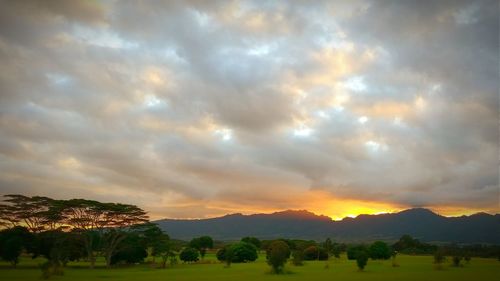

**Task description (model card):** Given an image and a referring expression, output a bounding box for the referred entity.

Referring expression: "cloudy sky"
[0,0,498,219]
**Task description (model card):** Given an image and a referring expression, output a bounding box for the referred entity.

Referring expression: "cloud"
[0,0,498,219]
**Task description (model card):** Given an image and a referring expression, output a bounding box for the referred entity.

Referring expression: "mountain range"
[155,208,500,244]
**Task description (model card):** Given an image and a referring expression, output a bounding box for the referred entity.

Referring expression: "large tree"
[58,199,149,268]
[0,195,58,232]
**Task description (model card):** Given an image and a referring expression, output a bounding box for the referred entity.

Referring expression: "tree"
[0,226,33,267]
[59,199,149,268]
[150,233,173,268]
[189,236,213,259]
[230,242,258,263]
[266,240,290,274]
[323,238,333,255]
[331,243,342,259]
[347,245,368,260]
[303,246,328,260]
[291,250,304,266]
[241,237,261,249]
[110,233,148,265]
[369,241,391,260]
[356,250,368,271]
[0,195,58,232]
[216,242,258,263]
[434,248,446,270]
[33,230,86,267]
[180,247,199,263]
[57,199,108,268]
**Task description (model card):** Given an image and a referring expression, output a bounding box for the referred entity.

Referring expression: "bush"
[303,246,328,260]
[179,247,199,263]
[369,241,391,260]
[356,251,369,271]
[266,240,290,274]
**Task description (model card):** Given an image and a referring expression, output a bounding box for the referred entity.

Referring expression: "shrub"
[266,240,290,274]
[179,247,200,263]
[303,246,328,260]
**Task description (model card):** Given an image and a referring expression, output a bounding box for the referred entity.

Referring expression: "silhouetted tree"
[109,233,148,265]
[0,195,58,232]
[0,226,33,267]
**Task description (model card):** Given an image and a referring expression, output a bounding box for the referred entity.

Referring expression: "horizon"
[0,1,499,220]
[155,207,499,222]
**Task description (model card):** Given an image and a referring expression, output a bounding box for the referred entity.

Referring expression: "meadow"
[1,253,498,281]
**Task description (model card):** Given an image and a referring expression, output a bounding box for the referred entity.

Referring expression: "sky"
[0,0,498,220]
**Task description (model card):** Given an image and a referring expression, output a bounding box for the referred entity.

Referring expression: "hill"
[155,208,500,243]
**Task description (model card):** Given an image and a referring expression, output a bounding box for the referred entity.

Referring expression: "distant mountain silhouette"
[155,208,500,244]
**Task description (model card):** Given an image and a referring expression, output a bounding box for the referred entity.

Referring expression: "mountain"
[155,208,500,244]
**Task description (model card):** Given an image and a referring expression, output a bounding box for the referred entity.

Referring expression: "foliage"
[179,247,200,263]
[110,233,148,265]
[0,226,33,267]
[356,250,369,271]
[33,230,85,266]
[303,246,328,260]
[266,240,290,274]
[291,250,304,266]
[347,245,368,260]
[369,241,392,260]
[393,234,437,255]
[189,236,213,259]
[216,242,258,263]
[241,237,261,249]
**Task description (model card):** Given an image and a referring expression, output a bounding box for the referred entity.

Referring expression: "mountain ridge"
[155,208,500,243]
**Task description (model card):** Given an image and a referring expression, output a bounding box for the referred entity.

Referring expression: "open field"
[1,254,498,281]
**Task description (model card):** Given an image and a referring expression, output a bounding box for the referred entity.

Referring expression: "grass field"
[1,254,498,281]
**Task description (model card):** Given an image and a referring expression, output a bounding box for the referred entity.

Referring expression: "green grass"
[1,254,498,281]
